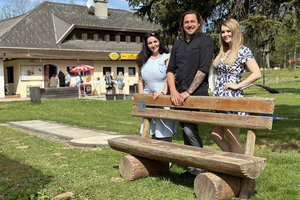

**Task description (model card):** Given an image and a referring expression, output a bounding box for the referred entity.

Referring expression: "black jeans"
[180,122,203,148]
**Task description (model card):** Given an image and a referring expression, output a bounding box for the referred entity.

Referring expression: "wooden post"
[141,118,151,138]
[194,172,240,200]
[30,87,41,104]
[244,130,256,156]
[239,130,257,199]
[119,154,169,181]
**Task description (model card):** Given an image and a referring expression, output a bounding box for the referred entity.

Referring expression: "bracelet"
[161,92,166,95]
[186,90,191,95]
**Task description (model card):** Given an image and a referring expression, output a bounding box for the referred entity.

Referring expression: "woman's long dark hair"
[136,32,169,68]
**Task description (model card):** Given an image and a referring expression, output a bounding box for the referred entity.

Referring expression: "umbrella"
[70,64,95,72]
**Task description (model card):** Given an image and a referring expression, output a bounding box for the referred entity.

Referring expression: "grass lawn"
[0,69,299,200]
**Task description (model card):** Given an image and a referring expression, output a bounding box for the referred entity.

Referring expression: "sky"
[0,0,132,10]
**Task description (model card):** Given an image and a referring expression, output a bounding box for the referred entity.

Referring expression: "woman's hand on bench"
[152,91,164,100]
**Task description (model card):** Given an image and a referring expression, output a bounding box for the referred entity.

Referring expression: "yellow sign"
[120,53,138,60]
[108,52,120,60]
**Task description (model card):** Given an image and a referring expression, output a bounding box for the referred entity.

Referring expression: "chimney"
[94,0,108,19]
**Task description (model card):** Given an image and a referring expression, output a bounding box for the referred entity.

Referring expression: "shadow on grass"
[0,154,52,199]
[161,170,194,189]
[275,88,300,94]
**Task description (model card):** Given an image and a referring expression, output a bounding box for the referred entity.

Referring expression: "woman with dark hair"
[136,32,175,142]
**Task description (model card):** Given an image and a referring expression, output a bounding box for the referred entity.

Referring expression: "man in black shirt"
[167,10,214,175]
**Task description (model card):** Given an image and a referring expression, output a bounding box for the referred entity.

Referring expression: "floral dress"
[214,45,254,97]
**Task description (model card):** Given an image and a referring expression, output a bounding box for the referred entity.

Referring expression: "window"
[98,33,104,41]
[103,67,112,76]
[110,34,116,42]
[74,32,82,40]
[117,67,124,75]
[128,67,136,76]
[130,35,136,43]
[6,67,14,83]
[120,35,126,42]
[129,84,138,94]
[87,32,94,41]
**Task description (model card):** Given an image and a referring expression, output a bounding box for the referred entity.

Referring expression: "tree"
[127,0,221,45]
[0,0,59,20]
[0,0,36,20]
[241,15,281,69]
[128,0,299,66]
[271,28,300,68]
[0,0,84,20]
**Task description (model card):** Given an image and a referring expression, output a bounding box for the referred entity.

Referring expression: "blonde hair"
[213,19,244,67]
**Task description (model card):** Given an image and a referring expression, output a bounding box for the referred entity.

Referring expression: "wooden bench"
[108,94,275,200]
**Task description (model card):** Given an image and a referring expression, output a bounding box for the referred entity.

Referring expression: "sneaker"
[187,167,206,176]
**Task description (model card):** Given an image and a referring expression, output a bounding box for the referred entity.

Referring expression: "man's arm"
[167,72,183,105]
[180,70,207,100]
[187,70,207,94]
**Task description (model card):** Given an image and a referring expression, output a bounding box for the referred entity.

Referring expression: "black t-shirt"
[167,34,214,95]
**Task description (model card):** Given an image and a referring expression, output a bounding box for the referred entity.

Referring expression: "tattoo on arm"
[187,70,207,94]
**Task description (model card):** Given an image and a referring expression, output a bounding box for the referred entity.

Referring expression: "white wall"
[0,59,4,98]
[208,65,215,92]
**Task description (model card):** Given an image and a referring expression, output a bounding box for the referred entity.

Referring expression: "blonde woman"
[116,71,125,94]
[211,19,261,153]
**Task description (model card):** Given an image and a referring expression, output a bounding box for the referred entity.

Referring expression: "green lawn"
[0,68,299,200]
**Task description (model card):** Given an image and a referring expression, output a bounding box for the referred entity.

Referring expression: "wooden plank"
[132,107,273,130]
[108,136,266,179]
[133,94,275,114]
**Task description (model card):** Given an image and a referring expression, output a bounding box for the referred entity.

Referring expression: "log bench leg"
[239,130,257,199]
[194,172,241,200]
[239,178,256,199]
[119,154,169,181]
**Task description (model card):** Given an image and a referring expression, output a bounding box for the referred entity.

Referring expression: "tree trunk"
[265,43,270,68]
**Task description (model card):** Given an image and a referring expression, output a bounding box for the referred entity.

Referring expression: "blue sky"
[0,0,131,10]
